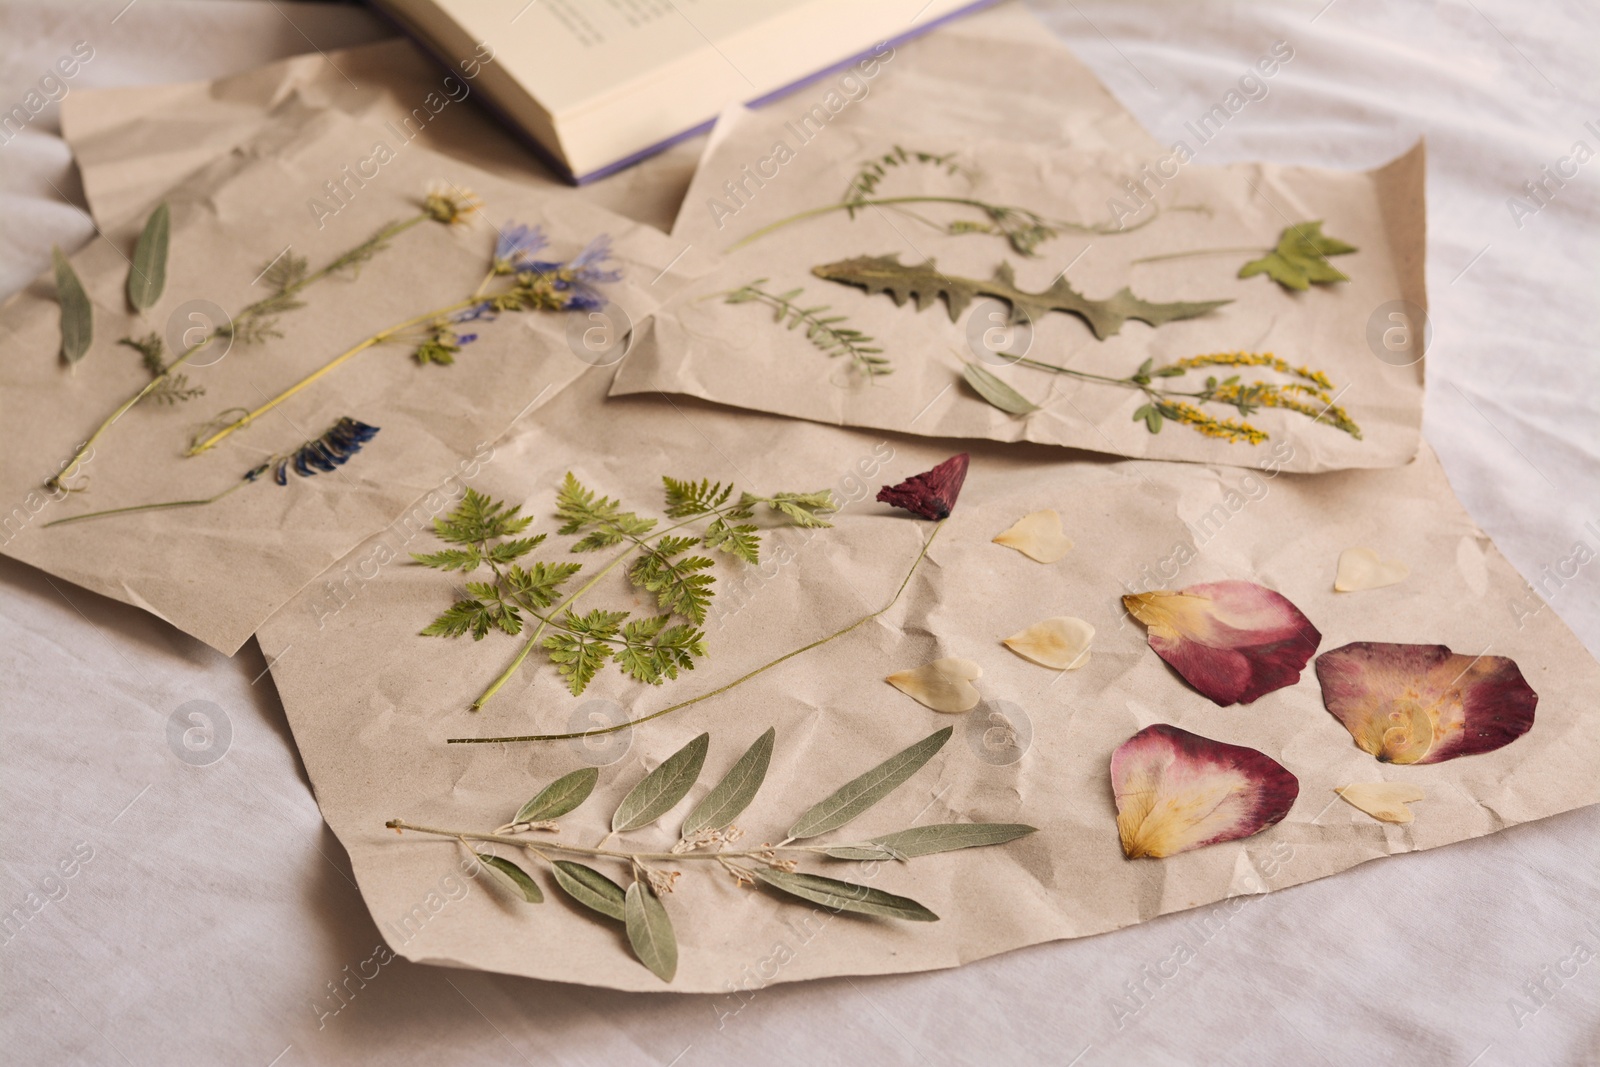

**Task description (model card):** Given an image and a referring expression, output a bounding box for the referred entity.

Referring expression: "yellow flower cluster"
[1160,401,1269,445]
[1168,351,1335,391]
[1211,382,1363,440]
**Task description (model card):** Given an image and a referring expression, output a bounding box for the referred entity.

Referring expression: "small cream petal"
[1334,547,1409,592]
[992,510,1074,563]
[1004,616,1094,670]
[885,657,982,713]
[1335,782,1425,824]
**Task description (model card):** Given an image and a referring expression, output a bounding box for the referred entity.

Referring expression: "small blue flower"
[492,222,549,272]
[456,333,478,345]
[245,417,380,485]
[527,234,622,310]
[451,302,496,325]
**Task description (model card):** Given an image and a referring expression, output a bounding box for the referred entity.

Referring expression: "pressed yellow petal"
[1334,547,1410,592]
[992,510,1074,563]
[885,657,982,713]
[1003,616,1093,670]
[1335,782,1425,824]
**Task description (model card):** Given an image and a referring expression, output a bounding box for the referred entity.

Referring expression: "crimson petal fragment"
[1122,580,1321,706]
[877,453,969,520]
[1111,724,1299,859]
[1315,641,1537,764]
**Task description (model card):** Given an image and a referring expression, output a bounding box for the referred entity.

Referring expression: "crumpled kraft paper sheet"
[0,105,696,654]
[613,107,1426,473]
[255,355,1600,993]
[48,0,1599,995]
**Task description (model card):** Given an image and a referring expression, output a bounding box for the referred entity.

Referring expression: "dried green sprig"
[387,726,1036,983]
[1132,220,1358,293]
[118,334,204,405]
[729,143,1189,257]
[417,476,837,705]
[720,279,889,378]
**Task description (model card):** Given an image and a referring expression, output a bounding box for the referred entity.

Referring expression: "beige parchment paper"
[0,105,695,654]
[613,107,1427,473]
[255,356,1600,993]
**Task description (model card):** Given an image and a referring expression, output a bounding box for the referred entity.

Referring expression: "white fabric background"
[2,1,1595,1064]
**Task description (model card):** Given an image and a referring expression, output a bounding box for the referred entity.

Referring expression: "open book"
[369,0,995,182]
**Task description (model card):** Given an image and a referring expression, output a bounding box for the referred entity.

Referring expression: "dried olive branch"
[449,520,944,744]
[387,822,847,860]
[45,213,429,492]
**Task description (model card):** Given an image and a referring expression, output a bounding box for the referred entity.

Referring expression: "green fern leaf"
[421,600,495,640]
[410,547,482,572]
[703,518,760,564]
[629,541,716,624]
[616,616,707,684]
[662,477,732,518]
[504,561,582,608]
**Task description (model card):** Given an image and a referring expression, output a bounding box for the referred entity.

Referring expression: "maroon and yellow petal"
[1315,642,1537,764]
[1110,724,1299,859]
[1122,580,1321,706]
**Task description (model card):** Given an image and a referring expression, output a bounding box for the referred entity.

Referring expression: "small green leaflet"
[513,767,599,824]
[52,246,93,365]
[127,202,170,312]
[615,615,706,686]
[1239,221,1357,291]
[477,854,543,903]
[752,869,938,921]
[551,861,626,921]
[962,363,1039,416]
[788,727,952,840]
[624,882,678,982]
[681,727,774,837]
[612,732,710,832]
[824,823,1037,860]
[629,536,716,623]
[1132,403,1164,434]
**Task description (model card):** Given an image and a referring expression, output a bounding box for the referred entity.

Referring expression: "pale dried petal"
[1334,782,1425,824]
[1334,547,1410,592]
[1122,580,1321,706]
[885,657,982,713]
[1004,616,1093,670]
[1316,641,1537,764]
[992,510,1074,563]
[1111,724,1298,859]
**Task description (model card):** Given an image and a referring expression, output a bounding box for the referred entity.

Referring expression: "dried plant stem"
[184,295,476,455]
[451,521,945,744]
[388,820,828,861]
[46,213,428,492]
[1130,245,1262,265]
[42,480,251,528]
[726,195,1170,252]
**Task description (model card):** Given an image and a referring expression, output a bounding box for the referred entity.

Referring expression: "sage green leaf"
[681,727,774,838]
[624,881,677,982]
[824,823,1036,860]
[551,860,626,921]
[788,727,952,840]
[752,868,938,921]
[52,246,92,364]
[612,733,710,832]
[478,854,543,903]
[127,202,170,311]
[963,363,1039,416]
[513,767,599,824]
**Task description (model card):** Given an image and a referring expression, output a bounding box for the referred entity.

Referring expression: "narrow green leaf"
[824,823,1037,860]
[1144,408,1163,434]
[962,363,1039,416]
[550,861,626,921]
[788,727,952,840]
[127,202,170,311]
[624,882,677,982]
[478,854,543,903]
[752,869,938,921]
[612,733,710,832]
[52,246,92,364]
[514,767,599,824]
[682,727,774,837]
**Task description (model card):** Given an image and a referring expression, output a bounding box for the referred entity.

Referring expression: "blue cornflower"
[451,302,496,325]
[527,234,622,310]
[492,222,549,273]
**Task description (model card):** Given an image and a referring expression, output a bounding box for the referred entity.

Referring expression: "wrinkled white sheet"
[2,1,1596,1064]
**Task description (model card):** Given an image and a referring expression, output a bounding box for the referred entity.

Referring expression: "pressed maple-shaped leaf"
[877,453,969,520]
[1122,580,1320,706]
[1111,724,1299,859]
[1238,221,1357,292]
[1315,642,1537,764]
